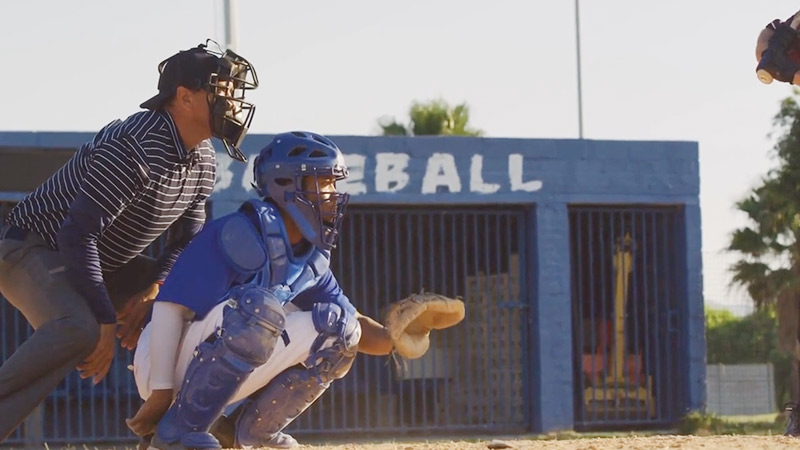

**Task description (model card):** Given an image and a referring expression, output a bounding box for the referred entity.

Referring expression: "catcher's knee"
[306,302,360,380]
[222,285,286,365]
[311,302,360,349]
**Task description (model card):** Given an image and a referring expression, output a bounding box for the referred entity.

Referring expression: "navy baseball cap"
[140,46,221,110]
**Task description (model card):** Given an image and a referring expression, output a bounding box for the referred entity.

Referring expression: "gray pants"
[0,230,156,442]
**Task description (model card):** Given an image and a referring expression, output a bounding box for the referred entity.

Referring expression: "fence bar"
[569,205,686,429]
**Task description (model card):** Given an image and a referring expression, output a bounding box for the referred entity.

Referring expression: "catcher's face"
[302,175,338,225]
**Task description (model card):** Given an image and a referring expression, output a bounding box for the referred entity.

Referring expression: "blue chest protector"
[159,199,335,319]
[240,199,330,299]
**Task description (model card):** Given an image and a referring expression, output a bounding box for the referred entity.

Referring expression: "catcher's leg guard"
[154,286,286,450]
[229,302,360,448]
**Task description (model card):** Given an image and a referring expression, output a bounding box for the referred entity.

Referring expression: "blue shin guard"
[154,287,286,449]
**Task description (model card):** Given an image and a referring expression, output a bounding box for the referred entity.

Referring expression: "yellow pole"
[612,233,632,383]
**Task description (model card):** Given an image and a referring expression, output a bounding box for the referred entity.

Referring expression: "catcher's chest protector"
[244,199,330,299]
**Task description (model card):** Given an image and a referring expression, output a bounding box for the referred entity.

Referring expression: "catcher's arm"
[355,311,393,356]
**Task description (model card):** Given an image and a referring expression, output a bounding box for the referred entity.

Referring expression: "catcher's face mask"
[296,173,349,246]
[252,131,350,251]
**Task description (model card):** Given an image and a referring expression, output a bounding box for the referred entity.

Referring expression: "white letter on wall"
[509,154,543,192]
[470,154,500,194]
[240,156,256,192]
[375,153,410,193]
[340,154,367,195]
[421,153,462,194]
[214,157,234,193]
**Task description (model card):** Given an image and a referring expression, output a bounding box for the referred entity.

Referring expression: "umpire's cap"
[140,46,221,110]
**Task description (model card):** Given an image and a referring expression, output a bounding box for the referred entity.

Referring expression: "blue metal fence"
[289,206,533,435]
[569,205,687,429]
[1,204,533,443]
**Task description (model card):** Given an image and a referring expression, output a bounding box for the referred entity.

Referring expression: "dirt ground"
[299,435,798,450]
[20,435,797,450]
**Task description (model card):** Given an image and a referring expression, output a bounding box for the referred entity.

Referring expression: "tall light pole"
[222,0,239,52]
[575,0,584,139]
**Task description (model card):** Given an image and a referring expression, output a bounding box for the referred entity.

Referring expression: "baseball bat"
[758,13,800,84]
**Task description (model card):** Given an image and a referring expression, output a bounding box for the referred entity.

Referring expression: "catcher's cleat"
[785,402,800,437]
[148,431,221,450]
[262,432,299,449]
[210,414,299,449]
[209,414,236,448]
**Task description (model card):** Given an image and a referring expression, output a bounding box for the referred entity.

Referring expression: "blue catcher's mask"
[252,131,350,250]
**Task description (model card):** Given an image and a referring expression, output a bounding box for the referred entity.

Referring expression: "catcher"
[125,131,464,450]
[755,9,800,85]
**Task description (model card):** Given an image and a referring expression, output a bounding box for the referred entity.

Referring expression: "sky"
[0,0,797,314]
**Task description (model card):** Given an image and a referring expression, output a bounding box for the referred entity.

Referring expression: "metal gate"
[288,205,533,435]
[569,206,686,429]
[1,203,533,442]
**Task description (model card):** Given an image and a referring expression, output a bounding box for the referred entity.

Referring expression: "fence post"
[683,204,706,413]
[534,201,574,432]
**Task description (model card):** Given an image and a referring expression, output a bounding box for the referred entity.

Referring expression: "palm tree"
[728,177,799,309]
[728,94,800,310]
[728,92,800,403]
[378,99,483,136]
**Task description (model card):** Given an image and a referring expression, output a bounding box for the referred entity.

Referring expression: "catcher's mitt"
[384,292,465,359]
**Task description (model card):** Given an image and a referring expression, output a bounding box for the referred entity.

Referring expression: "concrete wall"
[0,132,703,432]
[706,364,776,415]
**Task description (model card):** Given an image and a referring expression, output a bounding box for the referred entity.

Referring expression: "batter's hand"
[117,282,160,350]
[78,323,116,384]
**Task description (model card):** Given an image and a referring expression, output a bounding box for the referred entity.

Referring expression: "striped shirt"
[6,110,216,323]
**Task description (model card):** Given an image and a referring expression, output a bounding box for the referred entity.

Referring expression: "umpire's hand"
[117,282,160,350]
[77,324,116,384]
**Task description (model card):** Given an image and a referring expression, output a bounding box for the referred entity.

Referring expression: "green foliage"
[677,411,783,435]
[705,307,782,364]
[378,99,483,137]
[705,307,793,406]
[728,91,800,309]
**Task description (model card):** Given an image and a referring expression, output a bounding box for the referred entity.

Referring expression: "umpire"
[0,40,258,441]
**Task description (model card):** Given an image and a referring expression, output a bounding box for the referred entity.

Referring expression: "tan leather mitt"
[384,292,465,359]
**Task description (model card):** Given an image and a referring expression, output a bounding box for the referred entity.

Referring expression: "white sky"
[1,0,796,312]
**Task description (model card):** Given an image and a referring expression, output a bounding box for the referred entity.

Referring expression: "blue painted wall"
[0,131,703,433]
[210,135,699,213]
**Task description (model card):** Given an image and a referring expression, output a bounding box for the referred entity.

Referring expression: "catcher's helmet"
[253,131,350,250]
[141,40,259,162]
